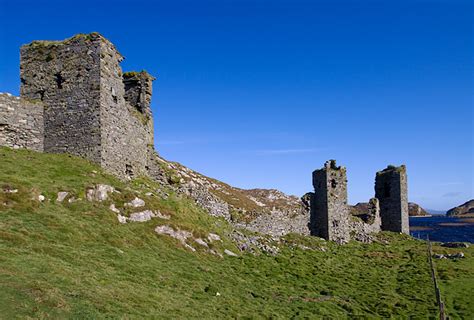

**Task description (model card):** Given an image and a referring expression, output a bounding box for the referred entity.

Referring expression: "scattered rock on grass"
[434,252,465,259]
[195,238,209,248]
[155,225,194,250]
[109,204,120,213]
[86,184,115,202]
[117,215,127,224]
[56,191,69,202]
[125,197,145,208]
[441,242,470,248]
[224,249,238,257]
[129,210,155,222]
[208,233,221,242]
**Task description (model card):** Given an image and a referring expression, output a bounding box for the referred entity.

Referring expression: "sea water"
[410,215,474,243]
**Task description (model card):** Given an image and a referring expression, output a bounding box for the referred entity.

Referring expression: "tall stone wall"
[20,33,103,163]
[375,165,409,234]
[0,93,44,152]
[310,160,350,243]
[350,197,381,242]
[98,40,154,178]
[19,33,155,179]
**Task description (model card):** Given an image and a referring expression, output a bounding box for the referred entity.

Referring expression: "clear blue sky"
[0,0,472,210]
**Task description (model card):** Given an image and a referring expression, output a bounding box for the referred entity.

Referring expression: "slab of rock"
[208,233,221,242]
[129,210,155,222]
[117,214,127,224]
[125,197,145,208]
[155,225,193,246]
[56,191,69,202]
[155,210,170,220]
[195,238,209,248]
[224,249,238,257]
[109,204,120,213]
[86,184,114,202]
[441,242,470,248]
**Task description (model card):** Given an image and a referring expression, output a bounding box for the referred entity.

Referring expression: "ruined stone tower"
[19,33,155,178]
[375,165,409,234]
[310,160,350,243]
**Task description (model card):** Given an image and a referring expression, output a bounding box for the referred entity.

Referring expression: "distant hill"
[446,200,474,216]
[408,203,430,216]
[426,209,447,215]
[350,202,429,217]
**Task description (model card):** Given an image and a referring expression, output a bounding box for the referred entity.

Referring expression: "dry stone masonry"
[18,32,156,179]
[0,33,410,244]
[309,160,409,243]
[310,160,351,243]
[0,93,43,151]
[375,165,409,234]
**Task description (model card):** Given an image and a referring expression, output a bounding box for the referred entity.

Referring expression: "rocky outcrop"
[351,201,429,217]
[408,203,429,216]
[155,157,309,236]
[446,200,474,216]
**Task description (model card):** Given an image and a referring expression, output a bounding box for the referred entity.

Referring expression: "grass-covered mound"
[0,147,472,318]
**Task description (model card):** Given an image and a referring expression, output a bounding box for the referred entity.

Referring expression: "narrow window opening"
[384,182,391,197]
[37,90,45,101]
[125,164,134,178]
[55,72,64,89]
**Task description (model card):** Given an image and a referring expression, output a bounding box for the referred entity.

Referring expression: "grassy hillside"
[0,147,472,318]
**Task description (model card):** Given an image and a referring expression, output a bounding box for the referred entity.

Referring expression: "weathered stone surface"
[350,198,381,242]
[179,182,230,220]
[109,203,120,213]
[56,191,69,202]
[0,93,44,152]
[19,33,155,179]
[86,184,114,202]
[194,238,209,248]
[125,197,145,208]
[117,214,127,224]
[224,249,238,257]
[375,165,409,234]
[207,233,221,242]
[129,210,154,222]
[310,160,350,243]
[155,225,193,246]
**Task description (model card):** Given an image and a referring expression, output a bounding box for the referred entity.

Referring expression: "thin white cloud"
[255,148,321,155]
[442,192,462,198]
[435,182,464,186]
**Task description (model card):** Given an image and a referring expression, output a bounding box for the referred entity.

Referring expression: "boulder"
[86,184,114,202]
[129,210,155,222]
[125,197,145,208]
[56,191,69,202]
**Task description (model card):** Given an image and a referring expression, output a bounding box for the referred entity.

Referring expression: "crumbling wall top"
[376,164,406,175]
[22,32,123,61]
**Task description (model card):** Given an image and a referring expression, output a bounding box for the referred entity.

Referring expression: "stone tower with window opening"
[19,33,155,178]
[375,165,409,234]
[310,160,351,243]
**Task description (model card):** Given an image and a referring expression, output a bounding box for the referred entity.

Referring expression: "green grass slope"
[0,147,472,318]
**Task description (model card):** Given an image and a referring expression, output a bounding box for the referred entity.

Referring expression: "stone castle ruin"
[309,160,409,243]
[3,32,157,179]
[0,33,409,243]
